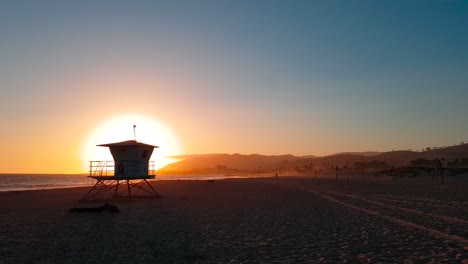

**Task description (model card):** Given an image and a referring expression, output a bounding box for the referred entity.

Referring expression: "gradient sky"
[1,0,467,173]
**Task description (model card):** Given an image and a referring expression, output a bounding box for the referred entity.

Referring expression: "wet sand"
[0,177,467,263]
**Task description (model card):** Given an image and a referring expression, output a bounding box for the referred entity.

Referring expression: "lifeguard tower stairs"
[81,140,161,201]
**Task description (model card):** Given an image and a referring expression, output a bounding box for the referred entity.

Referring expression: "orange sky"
[0,68,464,173]
[1,1,467,173]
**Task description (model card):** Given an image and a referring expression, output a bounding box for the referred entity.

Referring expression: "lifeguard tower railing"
[89,161,156,177]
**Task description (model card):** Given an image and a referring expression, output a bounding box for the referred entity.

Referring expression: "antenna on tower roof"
[133,124,137,141]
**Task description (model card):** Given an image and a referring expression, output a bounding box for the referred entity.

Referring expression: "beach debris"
[68,203,120,213]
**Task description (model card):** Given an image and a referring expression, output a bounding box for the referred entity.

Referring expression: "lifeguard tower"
[81,140,161,201]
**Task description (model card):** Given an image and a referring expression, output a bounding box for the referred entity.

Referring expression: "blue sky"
[1,0,468,167]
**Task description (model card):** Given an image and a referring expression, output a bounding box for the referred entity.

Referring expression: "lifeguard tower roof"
[97,140,159,148]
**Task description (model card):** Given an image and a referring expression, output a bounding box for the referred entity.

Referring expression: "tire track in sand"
[298,185,468,246]
[318,188,468,226]
[370,194,468,213]
[357,195,468,215]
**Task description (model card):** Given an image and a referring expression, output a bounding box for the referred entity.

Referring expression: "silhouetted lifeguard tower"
[81,139,161,201]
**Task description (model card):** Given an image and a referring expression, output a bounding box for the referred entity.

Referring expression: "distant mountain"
[367,144,468,165]
[158,144,468,174]
[169,153,222,159]
[285,145,468,169]
[158,153,301,174]
[419,144,468,160]
[371,151,421,166]
[330,151,383,157]
[301,155,318,159]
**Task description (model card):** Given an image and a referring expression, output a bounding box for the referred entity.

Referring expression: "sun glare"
[81,114,181,173]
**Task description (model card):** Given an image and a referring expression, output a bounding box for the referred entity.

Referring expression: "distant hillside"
[371,151,421,166]
[419,144,468,160]
[158,153,301,174]
[301,155,318,159]
[169,153,222,159]
[369,144,468,165]
[275,145,468,170]
[158,143,468,174]
[330,151,382,157]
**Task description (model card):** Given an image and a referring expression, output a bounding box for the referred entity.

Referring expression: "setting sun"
[81,114,181,173]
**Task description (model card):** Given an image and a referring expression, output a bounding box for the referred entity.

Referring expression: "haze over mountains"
[158,143,468,174]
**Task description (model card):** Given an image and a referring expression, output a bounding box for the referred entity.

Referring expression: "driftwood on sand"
[68,203,120,213]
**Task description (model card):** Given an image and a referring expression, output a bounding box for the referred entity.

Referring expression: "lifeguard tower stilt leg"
[81,178,121,201]
[127,179,160,197]
[114,180,120,197]
[81,177,161,201]
[127,180,131,197]
[144,179,160,196]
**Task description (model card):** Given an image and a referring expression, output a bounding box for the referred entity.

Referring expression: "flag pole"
[133,125,137,141]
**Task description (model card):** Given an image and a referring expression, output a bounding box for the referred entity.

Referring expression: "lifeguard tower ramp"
[81,140,161,201]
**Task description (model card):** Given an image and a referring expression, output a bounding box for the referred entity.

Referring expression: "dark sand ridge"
[0,177,467,263]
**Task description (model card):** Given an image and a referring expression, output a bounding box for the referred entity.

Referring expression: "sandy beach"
[1,176,467,263]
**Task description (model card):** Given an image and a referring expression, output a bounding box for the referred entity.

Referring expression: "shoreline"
[1,172,466,193]
[0,174,277,193]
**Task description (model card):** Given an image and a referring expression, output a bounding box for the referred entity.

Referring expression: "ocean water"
[0,174,92,192]
[0,174,248,192]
